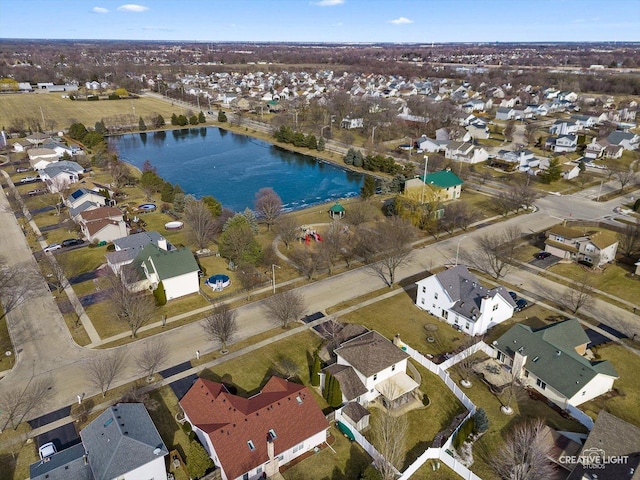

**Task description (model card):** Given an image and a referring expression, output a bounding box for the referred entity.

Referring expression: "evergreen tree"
[344,148,356,165]
[94,120,107,134]
[473,407,489,434]
[202,195,222,217]
[361,176,376,199]
[292,132,306,147]
[198,111,206,123]
[317,136,325,151]
[306,134,317,150]
[541,158,563,184]
[353,150,364,168]
[69,122,88,141]
[177,115,189,126]
[218,110,227,122]
[242,208,259,234]
[152,114,165,128]
[160,182,175,203]
[171,113,179,125]
[153,281,167,306]
[138,116,147,131]
[310,353,321,386]
[189,115,199,125]
[328,375,343,407]
[187,440,214,479]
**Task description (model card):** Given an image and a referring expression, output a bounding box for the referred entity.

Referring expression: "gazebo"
[329,202,345,219]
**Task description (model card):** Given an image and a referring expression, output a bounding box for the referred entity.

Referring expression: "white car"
[43,243,62,253]
[38,442,56,459]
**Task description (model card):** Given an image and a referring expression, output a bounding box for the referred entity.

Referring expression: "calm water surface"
[109,127,363,212]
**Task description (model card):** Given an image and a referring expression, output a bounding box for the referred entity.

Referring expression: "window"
[243,474,249,480]
[421,298,425,305]
[434,292,438,299]
[422,286,426,293]
[465,322,470,330]
[524,370,529,378]
[247,440,255,451]
[257,466,263,474]
[392,365,396,371]
[492,304,498,311]
[268,429,277,440]
[536,378,547,390]
[292,442,305,453]
[373,374,377,381]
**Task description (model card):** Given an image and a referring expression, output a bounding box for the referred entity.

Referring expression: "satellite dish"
[153,448,162,456]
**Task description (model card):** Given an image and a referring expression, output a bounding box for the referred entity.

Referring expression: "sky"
[1,0,639,43]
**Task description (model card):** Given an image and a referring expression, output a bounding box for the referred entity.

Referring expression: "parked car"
[515,299,529,312]
[61,238,83,248]
[43,243,62,252]
[536,251,551,260]
[508,291,518,301]
[20,176,39,183]
[15,167,30,173]
[28,189,47,196]
[38,442,56,459]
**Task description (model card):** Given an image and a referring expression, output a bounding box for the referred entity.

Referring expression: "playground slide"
[315,233,323,242]
[305,235,311,245]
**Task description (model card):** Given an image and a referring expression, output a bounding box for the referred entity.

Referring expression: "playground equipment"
[301,225,323,245]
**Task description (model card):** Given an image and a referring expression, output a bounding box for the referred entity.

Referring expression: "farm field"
[0,92,184,132]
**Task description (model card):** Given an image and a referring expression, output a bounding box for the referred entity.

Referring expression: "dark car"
[508,291,518,301]
[536,251,551,260]
[61,238,84,248]
[515,299,529,312]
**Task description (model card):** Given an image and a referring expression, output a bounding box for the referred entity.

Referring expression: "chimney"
[267,438,275,461]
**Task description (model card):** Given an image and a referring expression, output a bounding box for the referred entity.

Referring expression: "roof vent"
[556,350,562,356]
[532,356,539,362]
[103,418,113,428]
[518,347,524,353]
[153,448,162,456]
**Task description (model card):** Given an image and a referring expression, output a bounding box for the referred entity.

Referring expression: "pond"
[109,127,364,212]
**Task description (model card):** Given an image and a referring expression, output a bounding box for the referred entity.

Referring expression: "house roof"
[85,219,121,237]
[324,363,368,401]
[547,225,585,239]
[588,230,618,250]
[80,206,123,222]
[334,331,408,378]
[566,411,640,480]
[113,231,165,251]
[70,188,101,201]
[430,265,516,321]
[607,130,636,145]
[30,443,92,480]
[421,169,464,189]
[80,403,168,480]
[180,377,329,480]
[341,402,370,424]
[69,201,100,219]
[132,244,199,281]
[494,320,618,399]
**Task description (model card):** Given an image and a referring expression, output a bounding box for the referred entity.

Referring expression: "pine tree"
[344,148,355,165]
[317,136,325,151]
[541,158,563,184]
[310,353,321,386]
[473,407,489,434]
[361,176,376,199]
[187,440,214,479]
[138,116,147,131]
[171,113,179,125]
[198,111,206,123]
[328,375,343,407]
[218,110,227,122]
[353,150,364,168]
[323,372,333,402]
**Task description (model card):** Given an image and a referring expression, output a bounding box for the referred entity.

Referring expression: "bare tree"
[0,260,39,318]
[490,418,555,480]
[456,341,478,386]
[109,160,131,188]
[202,304,238,352]
[345,200,379,226]
[135,339,169,382]
[183,197,218,250]
[107,271,156,338]
[442,202,479,234]
[564,270,595,314]
[372,384,407,480]
[276,356,300,380]
[254,187,283,231]
[472,226,521,279]
[503,121,515,142]
[291,248,326,280]
[85,351,127,397]
[617,218,640,257]
[263,289,307,328]
[237,264,263,300]
[614,168,637,192]
[494,190,520,217]
[276,215,299,250]
[0,377,55,430]
[320,223,347,274]
[363,216,417,287]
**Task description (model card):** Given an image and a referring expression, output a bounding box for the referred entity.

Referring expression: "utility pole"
[420,156,429,204]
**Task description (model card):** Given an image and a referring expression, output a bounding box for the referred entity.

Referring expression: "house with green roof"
[126,243,200,301]
[492,319,618,408]
[403,168,464,202]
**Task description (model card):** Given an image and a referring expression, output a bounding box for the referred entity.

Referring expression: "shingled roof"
[180,377,328,480]
[334,331,408,378]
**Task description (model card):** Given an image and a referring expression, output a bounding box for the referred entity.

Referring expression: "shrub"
[473,408,489,434]
[187,439,214,479]
[153,281,167,306]
[633,198,640,212]
[422,394,431,407]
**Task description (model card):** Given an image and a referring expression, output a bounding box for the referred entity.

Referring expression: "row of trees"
[171,111,206,127]
[343,148,406,175]
[273,125,325,151]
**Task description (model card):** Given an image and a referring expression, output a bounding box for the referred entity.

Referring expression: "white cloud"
[117,4,149,12]
[91,6,109,14]
[312,0,345,6]
[390,17,413,25]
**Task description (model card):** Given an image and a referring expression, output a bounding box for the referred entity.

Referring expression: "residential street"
[0,164,639,427]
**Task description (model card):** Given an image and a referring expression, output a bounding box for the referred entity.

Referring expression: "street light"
[271,264,281,294]
[455,236,467,267]
[371,125,378,143]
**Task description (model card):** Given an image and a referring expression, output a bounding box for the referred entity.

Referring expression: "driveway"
[528,254,561,269]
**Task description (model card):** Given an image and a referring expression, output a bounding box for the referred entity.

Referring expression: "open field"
[0,93,183,132]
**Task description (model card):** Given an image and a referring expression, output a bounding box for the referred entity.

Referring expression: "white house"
[78,206,128,243]
[492,319,618,408]
[607,130,640,151]
[549,120,580,136]
[544,224,618,267]
[322,330,419,408]
[180,376,329,480]
[40,160,84,193]
[106,231,169,275]
[415,265,516,336]
[30,403,168,480]
[28,148,59,170]
[415,135,448,153]
[127,244,199,300]
[340,116,364,129]
[445,141,489,164]
[66,188,108,210]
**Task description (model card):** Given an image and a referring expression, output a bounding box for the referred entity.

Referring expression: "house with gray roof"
[566,410,640,480]
[607,130,640,150]
[125,243,199,300]
[321,330,419,410]
[66,188,108,210]
[492,319,618,408]
[29,403,167,480]
[40,160,85,193]
[106,231,170,274]
[415,265,516,336]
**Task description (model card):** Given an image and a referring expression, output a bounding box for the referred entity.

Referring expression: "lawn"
[337,287,470,357]
[0,423,38,480]
[446,351,588,480]
[200,329,325,400]
[365,361,467,472]
[579,343,640,428]
[282,424,372,480]
[411,459,463,479]
[0,93,182,134]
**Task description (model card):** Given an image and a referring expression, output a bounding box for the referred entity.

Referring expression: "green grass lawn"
[411,459,463,479]
[0,423,38,480]
[579,343,640,428]
[282,424,372,480]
